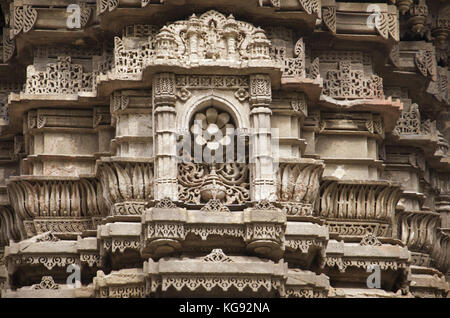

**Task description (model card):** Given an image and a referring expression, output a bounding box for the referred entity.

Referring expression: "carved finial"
[203,249,233,262]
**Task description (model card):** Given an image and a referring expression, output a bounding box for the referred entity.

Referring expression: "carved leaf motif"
[293,166,313,201]
[80,3,92,27]
[22,5,37,33]
[322,7,336,34]
[108,0,119,12]
[12,6,24,37]
[374,12,389,39]
[388,13,399,41]
[2,29,15,62]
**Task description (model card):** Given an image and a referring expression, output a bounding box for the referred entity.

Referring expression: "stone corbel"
[10,4,37,39]
[98,0,120,15]
[2,28,16,63]
[322,6,336,34]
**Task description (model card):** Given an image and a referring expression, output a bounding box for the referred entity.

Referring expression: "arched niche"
[176,93,250,132]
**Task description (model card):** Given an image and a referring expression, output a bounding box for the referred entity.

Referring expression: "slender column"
[153,73,178,200]
[249,74,275,201]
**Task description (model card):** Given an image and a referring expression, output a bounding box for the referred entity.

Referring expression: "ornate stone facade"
[0,0,449,298]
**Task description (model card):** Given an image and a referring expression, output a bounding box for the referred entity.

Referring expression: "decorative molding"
[317,180,402,222]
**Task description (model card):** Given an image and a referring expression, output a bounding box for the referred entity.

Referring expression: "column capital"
[153,73,177,106]
[249,74,272,107]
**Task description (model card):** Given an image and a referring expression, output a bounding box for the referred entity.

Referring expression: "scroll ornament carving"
[388,11,400,41]
[254,199,277,211]
[2,29,15,63]
[427,66,449,103]
[80,253,101,267]
[155,198,177,209]
[374,11,389,40]
[326,221,390,237]
[11,5,37,38]
[99,285,146,298]
[32,276,60,290]
[144,221,285,244]
[291,96,307,116]
[285,288,327,298]
[79,3,92,28]
[392,103,436,136]
[98,0,119,15]
[298,0,320,15]
[201,199,231,213]
[322,6,336,34]
[145,222,185,240]
[179,162,250,205]
[30,219,95,237]
[415,50,437,81]
[323,62,384,100]
[285,239,322,253]
[325,258,408,272]
[12,255,77,270]
[306,58,320,80]
[281,39,306,78]
[175,75,249,102]
[245,224,284,243]
[161,275,277,293]
[203,249,233,262]
[25,57,93,95]
[185,225,244,240]
[179,107,250,205]
[360,232,382,246]
[103,239,141,253]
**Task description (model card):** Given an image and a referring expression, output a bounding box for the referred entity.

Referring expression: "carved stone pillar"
[249,74,275,201]
[153,73,178,201]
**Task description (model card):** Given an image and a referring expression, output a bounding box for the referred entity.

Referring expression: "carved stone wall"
[0,2,449,299]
